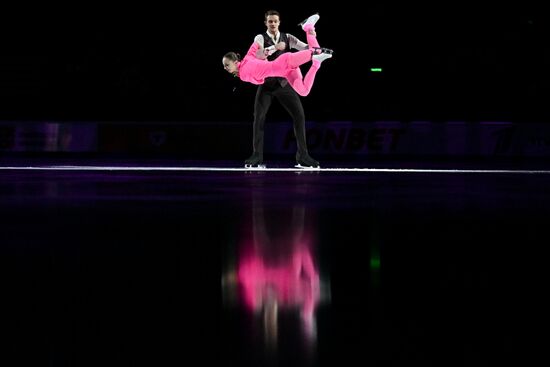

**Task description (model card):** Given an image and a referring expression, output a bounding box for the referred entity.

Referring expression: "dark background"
[1,5,548,365]
[1,3,548,123]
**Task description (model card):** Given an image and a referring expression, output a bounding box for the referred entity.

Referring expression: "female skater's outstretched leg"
[286,23,332,96]
[271,50,312,75]
[286,52,330,97]
[286,68,312,96]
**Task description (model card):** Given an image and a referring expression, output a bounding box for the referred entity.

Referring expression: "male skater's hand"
[262,42,286,58]
[264,45,276,56]
[275,42,286,51]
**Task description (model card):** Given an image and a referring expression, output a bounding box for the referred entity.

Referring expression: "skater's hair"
[223,52,241,62]
[264,10,280,20]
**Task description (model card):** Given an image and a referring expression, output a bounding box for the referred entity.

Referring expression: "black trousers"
[252,78,308,156]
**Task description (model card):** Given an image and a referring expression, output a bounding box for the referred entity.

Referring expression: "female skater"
[222,14,332,97]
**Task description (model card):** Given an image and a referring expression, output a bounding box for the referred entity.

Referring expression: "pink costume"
[237,242,320,322]
[237,30,323,97]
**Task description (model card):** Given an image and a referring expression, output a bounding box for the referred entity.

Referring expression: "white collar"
[266,31,280,43]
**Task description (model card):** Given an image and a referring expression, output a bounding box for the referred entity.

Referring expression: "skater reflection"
[240,202,319,346]
[222,181,329,353]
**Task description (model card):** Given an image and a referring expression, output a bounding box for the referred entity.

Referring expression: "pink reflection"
[233,199,323,347]
[238,241,320,325]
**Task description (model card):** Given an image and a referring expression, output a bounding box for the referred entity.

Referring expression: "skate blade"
[244,164,266,169]
[294,164,320,170]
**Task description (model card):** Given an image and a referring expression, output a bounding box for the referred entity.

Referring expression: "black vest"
[262,33,290,86]
[262,32,290,61]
